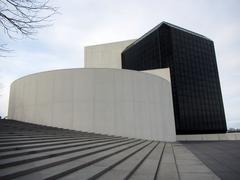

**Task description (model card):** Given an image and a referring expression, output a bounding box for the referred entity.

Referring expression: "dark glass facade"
[122,22,227,134]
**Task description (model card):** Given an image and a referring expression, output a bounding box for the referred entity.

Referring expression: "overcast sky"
[0,0,239,128]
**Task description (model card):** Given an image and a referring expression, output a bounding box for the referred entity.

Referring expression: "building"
[122,22,227,134]
[85,39,136,69]
[3,22,240,180]
[7,68,176,142]
[7,22,228,143]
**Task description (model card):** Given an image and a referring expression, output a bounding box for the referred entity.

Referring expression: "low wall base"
[177,133,240,141]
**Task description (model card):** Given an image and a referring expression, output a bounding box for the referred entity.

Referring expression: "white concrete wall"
[142,68,171,82]
[84,40,136,69]
[8,68,176,142]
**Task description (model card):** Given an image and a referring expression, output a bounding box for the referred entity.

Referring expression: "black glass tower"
[122,22,227,134]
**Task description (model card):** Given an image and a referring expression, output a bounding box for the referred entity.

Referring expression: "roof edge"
[122,21,212,52]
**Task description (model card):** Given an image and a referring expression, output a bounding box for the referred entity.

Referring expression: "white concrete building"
[8,39,239,142]
[84,40,136,69]
[8,68,176,142]
[84,40,171,82]
[8,40,180,142]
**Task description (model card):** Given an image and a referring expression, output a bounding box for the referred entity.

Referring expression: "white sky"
[0,0,240,128]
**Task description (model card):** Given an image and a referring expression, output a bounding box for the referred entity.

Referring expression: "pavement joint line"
[0,137,90,147]
[154,142,166,180]
[0,136,102,143]
[0,138,133,169]
[0,139,142,180]
[44,140,149,180]
[88,141,155,180]
[124,141,160,180]
[0,136,126,153]
[0,135,118,147]
[0,137,129,160]
[171,143,181,180]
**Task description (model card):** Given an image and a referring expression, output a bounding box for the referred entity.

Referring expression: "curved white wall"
[8,68,176,141]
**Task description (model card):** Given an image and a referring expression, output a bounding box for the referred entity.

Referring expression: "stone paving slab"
[0,120,221,180]
[183,141,240,180]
